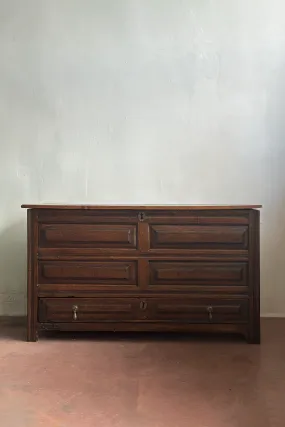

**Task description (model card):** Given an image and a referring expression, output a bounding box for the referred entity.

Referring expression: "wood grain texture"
[38,298,139,323]
[148,261,248,292]
[39,223,137,249]
[147,297,249,323]
[38,260,138,287]
[149,224,249,250]
[23,205,261,343]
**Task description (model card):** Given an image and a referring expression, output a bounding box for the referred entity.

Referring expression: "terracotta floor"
[0,319,285,427]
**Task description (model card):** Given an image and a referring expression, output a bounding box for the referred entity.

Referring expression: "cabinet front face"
[148,261,248,293]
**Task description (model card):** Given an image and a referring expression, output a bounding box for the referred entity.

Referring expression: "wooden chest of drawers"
[22,204,261,343]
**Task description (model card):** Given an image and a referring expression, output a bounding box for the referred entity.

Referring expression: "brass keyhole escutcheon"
[207,306,213,321]
[72,305,78,321]
[140,300,147,311]
[138,212,145,222]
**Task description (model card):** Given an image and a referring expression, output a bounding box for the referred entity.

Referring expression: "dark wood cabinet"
[22,204,261,343]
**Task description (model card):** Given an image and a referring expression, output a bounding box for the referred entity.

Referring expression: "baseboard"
[261,313,285,318]
[0,316,26,326]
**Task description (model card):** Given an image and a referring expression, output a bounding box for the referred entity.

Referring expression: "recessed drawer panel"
[39,223,137,249]
[38,298,138,323]
[149,298,248,323]
[37,209,139,224]
[38,261,138,287]
[149,261,247,290]
[149,225,248,250]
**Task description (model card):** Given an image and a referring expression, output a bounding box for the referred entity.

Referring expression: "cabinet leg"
[246,328,260,344]
[247,336,260,344]
[27,326,38,342]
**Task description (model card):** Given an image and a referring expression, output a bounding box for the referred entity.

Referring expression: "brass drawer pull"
[140,300,147,311]
[72,305,78,321]
[207,306,213,321]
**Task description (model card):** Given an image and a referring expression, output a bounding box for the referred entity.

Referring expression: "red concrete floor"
[0,319,285,427]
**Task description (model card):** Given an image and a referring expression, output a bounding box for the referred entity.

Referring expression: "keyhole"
[140,301,147,310]
[207,306,213,321]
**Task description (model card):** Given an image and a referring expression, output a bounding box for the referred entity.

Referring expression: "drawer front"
[38,298,139,322]
[149,261,248,291]
[38,261,138,288]
[37,209,139,224]
[39,223,137,249]
[148,298,248,323]
[143,210,250,226]
[149,225,248,250]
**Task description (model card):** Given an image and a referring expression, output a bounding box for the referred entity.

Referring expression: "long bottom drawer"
[38,297,249,324]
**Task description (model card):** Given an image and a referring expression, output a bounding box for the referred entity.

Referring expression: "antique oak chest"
[22,204,261,343]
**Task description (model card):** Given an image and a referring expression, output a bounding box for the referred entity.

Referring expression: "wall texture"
[0,0,284,316]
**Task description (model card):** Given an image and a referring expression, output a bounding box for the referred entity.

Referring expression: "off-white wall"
[0,0,284,316]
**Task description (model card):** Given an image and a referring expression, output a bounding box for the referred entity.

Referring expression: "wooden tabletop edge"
[21,204,262,210]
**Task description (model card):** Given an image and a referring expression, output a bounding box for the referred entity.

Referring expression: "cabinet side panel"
[27,209,38,342]
[248,209,260,343]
